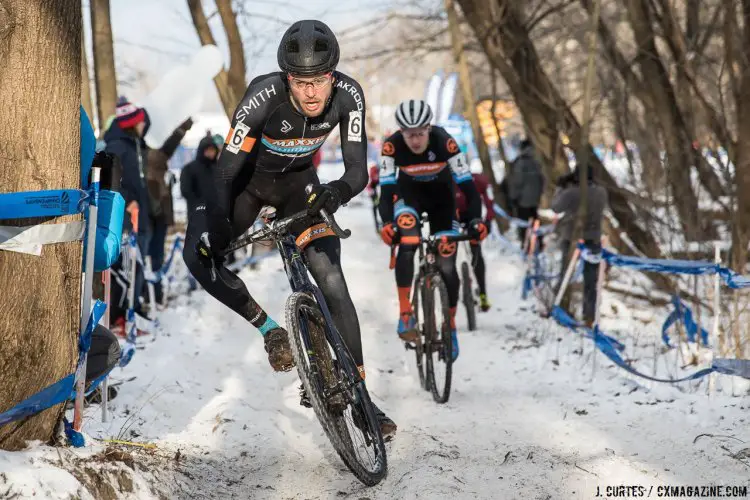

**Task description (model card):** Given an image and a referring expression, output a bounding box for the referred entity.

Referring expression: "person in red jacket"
[367,163,380,231]
[455,172,494,311]
[312,148,323,170]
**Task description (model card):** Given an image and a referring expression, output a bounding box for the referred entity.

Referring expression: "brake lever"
[320,208,352,239]
[304,183,352,239]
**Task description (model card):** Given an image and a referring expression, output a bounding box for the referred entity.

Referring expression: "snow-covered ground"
[2,180,750,499]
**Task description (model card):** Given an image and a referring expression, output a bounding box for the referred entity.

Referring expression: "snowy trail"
[3,194,750,499]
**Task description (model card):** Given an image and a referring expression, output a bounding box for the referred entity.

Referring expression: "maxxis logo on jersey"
[226,122,251,154]
[347,111,362,142]
[446,138,459,154]
[261,134,327,155]
[382,142,395,156]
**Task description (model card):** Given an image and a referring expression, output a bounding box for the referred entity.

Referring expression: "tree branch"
[526,0,576,33]
[216,0,246,97]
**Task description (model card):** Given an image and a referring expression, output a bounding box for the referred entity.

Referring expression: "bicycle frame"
[267,220,363,391]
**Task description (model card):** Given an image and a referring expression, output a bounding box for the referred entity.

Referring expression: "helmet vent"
[314,39,328,52]
[287,40,300,53]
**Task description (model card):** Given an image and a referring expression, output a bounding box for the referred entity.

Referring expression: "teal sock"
[258,316,280,336]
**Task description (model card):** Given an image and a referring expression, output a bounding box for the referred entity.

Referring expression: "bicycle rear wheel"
[285,292,387,486]
[461,261,477,331]
[423,274,453,404]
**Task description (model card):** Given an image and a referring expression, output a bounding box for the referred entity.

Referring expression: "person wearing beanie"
[104,96,153,322]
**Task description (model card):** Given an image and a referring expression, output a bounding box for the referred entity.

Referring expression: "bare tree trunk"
[490,68,510,173]
[81,32,94,122]
[215,0,246,101]
[90,0,117,135]
[489,68,510,204]
[187,0,246,119]
[625,0,701,241]
[570,0,600,247]
[731,0,750,271]
[456,0,663,261]
[0,0,82,450]
[652,0,727,212]
[445,0,492,176]
[579,0,726,213]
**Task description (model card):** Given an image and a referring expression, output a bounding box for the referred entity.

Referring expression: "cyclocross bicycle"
[211,192,387,486]
[392,213,472,404]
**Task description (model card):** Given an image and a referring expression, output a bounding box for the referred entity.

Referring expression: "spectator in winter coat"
[508,139,545,245]
[180,134,219,217]
[146,117,193,306]
[104,97,152,320]
[551,163,609,326]
[455,172,495,311]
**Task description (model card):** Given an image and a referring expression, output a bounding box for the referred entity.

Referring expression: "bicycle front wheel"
[410,276,427,391]
[285,292,387,486]
[423,274,453,404]
[461,261,477,331]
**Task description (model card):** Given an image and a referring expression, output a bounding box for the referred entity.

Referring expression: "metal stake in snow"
[74,167,101,433]
[554,243,581,307]
[102,270,110,422]
[709,243,721,396]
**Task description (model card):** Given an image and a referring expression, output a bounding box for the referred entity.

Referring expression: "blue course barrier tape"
[0,300,106,427]
[141,236,183,284]
[594,247,750,289]
[661,295,709,347]
[550,306,626,351]
[550,306,750,383]
[0,189,89,219]
[494,204,556,235]
[592,326,715,383]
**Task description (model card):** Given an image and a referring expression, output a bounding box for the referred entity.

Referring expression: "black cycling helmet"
[277,20,340,76]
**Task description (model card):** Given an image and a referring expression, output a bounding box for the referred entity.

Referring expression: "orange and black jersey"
[377,126,481,224]
[212,71,368,218]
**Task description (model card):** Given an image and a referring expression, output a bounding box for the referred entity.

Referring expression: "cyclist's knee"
[320,272,352,305]
[437,255,457,276]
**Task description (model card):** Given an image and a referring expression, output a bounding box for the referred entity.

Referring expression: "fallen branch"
[693,433,745,445]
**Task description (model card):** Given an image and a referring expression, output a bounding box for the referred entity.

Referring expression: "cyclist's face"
[288,72,333,117]
[403,126,430,154]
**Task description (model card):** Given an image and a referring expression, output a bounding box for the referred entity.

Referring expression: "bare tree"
[187,0,247,118]
[90,0,117,133]
[731,0,750,271]
[445,0,493,179]
[81,32,94,121]
[0,0,82,450]
[454,0,665,263]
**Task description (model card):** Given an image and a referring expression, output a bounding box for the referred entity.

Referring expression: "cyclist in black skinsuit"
[182,20,396,437]
[378,100,488,361]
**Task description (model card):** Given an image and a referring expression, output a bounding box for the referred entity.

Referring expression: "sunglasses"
[287,73,333,91]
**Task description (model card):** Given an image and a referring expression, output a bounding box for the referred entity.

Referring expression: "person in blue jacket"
[103,97,152,319]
